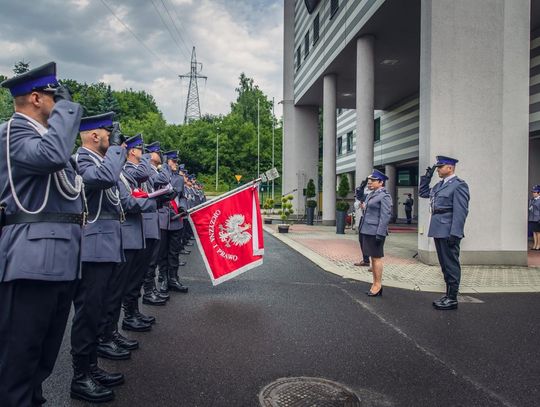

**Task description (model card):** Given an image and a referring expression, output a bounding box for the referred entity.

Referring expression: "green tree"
[336,175,350,211]
[13,61,30,75]
[0,74,13,121]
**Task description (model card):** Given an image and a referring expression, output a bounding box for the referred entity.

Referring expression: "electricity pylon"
[180,46,207,124]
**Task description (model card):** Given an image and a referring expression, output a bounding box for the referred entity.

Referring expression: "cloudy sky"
[0,0,284,123]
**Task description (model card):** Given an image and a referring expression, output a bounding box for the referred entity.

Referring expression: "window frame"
[313,13,320,44]
[337,136,343,156]
[330,0,339,19]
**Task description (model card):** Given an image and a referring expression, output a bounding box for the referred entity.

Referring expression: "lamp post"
[215,126,219,191]
[257,98,260,178]
[272,97,275,201]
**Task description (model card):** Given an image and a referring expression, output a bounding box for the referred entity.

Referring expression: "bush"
[306,199,317,208]
[336,201,350,212]
[262,198,274,215]
[279,195,294,223]
[336,175,350,212]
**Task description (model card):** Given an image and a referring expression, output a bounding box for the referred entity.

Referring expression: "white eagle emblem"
[219,214,251,247]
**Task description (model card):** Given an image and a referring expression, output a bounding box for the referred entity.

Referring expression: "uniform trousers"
[434,237,462,290]
[143,237,161,289]
[158,228,182,276]
[71,262,115,359]
[125,238,158,304]
[99,250,140,338]
[0,279,76,407]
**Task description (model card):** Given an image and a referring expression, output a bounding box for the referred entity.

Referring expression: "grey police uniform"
[359,188,392,257]
[70,145,126,370]
[528,197,540,233]
[419,173,470,299]
[0,102,84,407]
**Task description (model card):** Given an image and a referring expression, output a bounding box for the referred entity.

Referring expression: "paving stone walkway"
[264,223,540,293]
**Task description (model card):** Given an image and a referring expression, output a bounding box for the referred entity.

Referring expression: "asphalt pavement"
[43,232,540,407]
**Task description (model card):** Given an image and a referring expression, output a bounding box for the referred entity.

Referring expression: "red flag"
[188,182,264,285]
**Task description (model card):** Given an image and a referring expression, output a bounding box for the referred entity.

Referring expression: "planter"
[336,210,347,234]
[264,218,273,225]
[277,224,290,233]
[306,207,315,225]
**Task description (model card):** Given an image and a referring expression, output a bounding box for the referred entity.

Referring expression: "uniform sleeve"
[124,157,150,183]
[77,147,126,189]
[9,100,83,174]
[418,175,432,198]
[450,182,470,238]
[377,193,393,236]
[118,178,157,214]
[150,165,171,187]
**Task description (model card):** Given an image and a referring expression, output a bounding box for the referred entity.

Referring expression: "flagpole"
[257,98,260,178]
[188,178,262,214]
[271,97,275,202]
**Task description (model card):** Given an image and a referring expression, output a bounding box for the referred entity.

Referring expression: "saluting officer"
[528,185,540,250]
[70,113,126,403]
[157,151,189,294]
[0,62,84,407]
[419,156,470,310]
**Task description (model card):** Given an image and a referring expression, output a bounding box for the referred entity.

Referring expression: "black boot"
[432,285,449,307]
[143,290,167,306]
[122,302,152,332]
[133,302,156,325]
[89,364,124,388]
[112,330,139,350]
[97,336,131,360]
[154,288,170,300]
[158,268,169,294]
[71,355,115,402]
[168,269,188,293]
[434,286,458,310]
[142,270,166,305]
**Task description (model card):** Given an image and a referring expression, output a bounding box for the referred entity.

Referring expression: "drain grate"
[259,377,362,407]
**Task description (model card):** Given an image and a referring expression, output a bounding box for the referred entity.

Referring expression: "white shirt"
[443,174,457,184]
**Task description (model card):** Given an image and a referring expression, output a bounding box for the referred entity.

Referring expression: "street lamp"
[215,125,219,191]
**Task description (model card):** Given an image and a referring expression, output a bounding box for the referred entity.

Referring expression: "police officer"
[354,177,370,267]
[0,62,84,406]
[97,134,157,359]
[419,156,470,310]
[528,185,540,250]
[157,151,189,293]
[70,113,126,402]
[403,193,414,224]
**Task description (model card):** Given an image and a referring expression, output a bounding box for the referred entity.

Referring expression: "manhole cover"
[259,377,362,407]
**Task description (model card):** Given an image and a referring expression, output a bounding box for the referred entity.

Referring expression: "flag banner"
[188,181,264,285]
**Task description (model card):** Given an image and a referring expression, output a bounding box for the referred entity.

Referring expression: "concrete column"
[282,0,319,216]
[355,36,375,186]
[322,74,337,226]
[384,164,397,222]
[418,0,530,265]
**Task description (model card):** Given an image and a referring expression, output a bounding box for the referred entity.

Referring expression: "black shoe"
[179,249,191,255]
[168,278,189,293]
[366,287,383,297]
[97,339,131,360]
[185,241,194,246]
[134,309,156,325]
[122,316,152,332]
[155,288,170,300]
[112,330,139,350]
[158,278,169,294]
[178,261,187,266]
[90,363,124,387]
[71,373,115,402]
[433,297,458,310]
[432,295,448,307]
[142,291,167,306]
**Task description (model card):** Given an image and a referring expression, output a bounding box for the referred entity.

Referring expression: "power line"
[99,0,178,76]
[150,0,190,61]
[160,0,193,57]
[163,0,196,50]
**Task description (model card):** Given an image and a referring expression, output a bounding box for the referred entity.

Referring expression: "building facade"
[283,0,534,265]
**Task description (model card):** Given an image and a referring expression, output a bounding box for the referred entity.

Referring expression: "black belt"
[5,212,84,226]
[432,208,453,214]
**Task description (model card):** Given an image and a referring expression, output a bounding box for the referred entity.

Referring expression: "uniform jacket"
[359,188,392,236]
[419,175,470,238]
[528,197,540,222]
[158,172,184,231]
[125,158,161,240]
[76,146,126,263]
[118,170,156,250]
[0,102,83,282]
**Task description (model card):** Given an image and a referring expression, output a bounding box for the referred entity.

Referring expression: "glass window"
[313,13,320,44]
[398,170,410,186]
[296,47,301,70]
[337,137,343,156]
[346,132,353,152]
[374,117,381,142]
[330,0,339,18]
[304,32,309,59]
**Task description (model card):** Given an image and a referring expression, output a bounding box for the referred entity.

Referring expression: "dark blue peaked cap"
[145,141,161,153]
[434,155,459,167]
[532,185,540,193]
[368,169,388,181]
[164,150,178,160]
[126,133,144,149]
[1,61,59,97]
[79,112,115,132]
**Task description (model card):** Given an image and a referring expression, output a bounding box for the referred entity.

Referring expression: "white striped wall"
[336,97,420,174]
[530,30,540,132]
